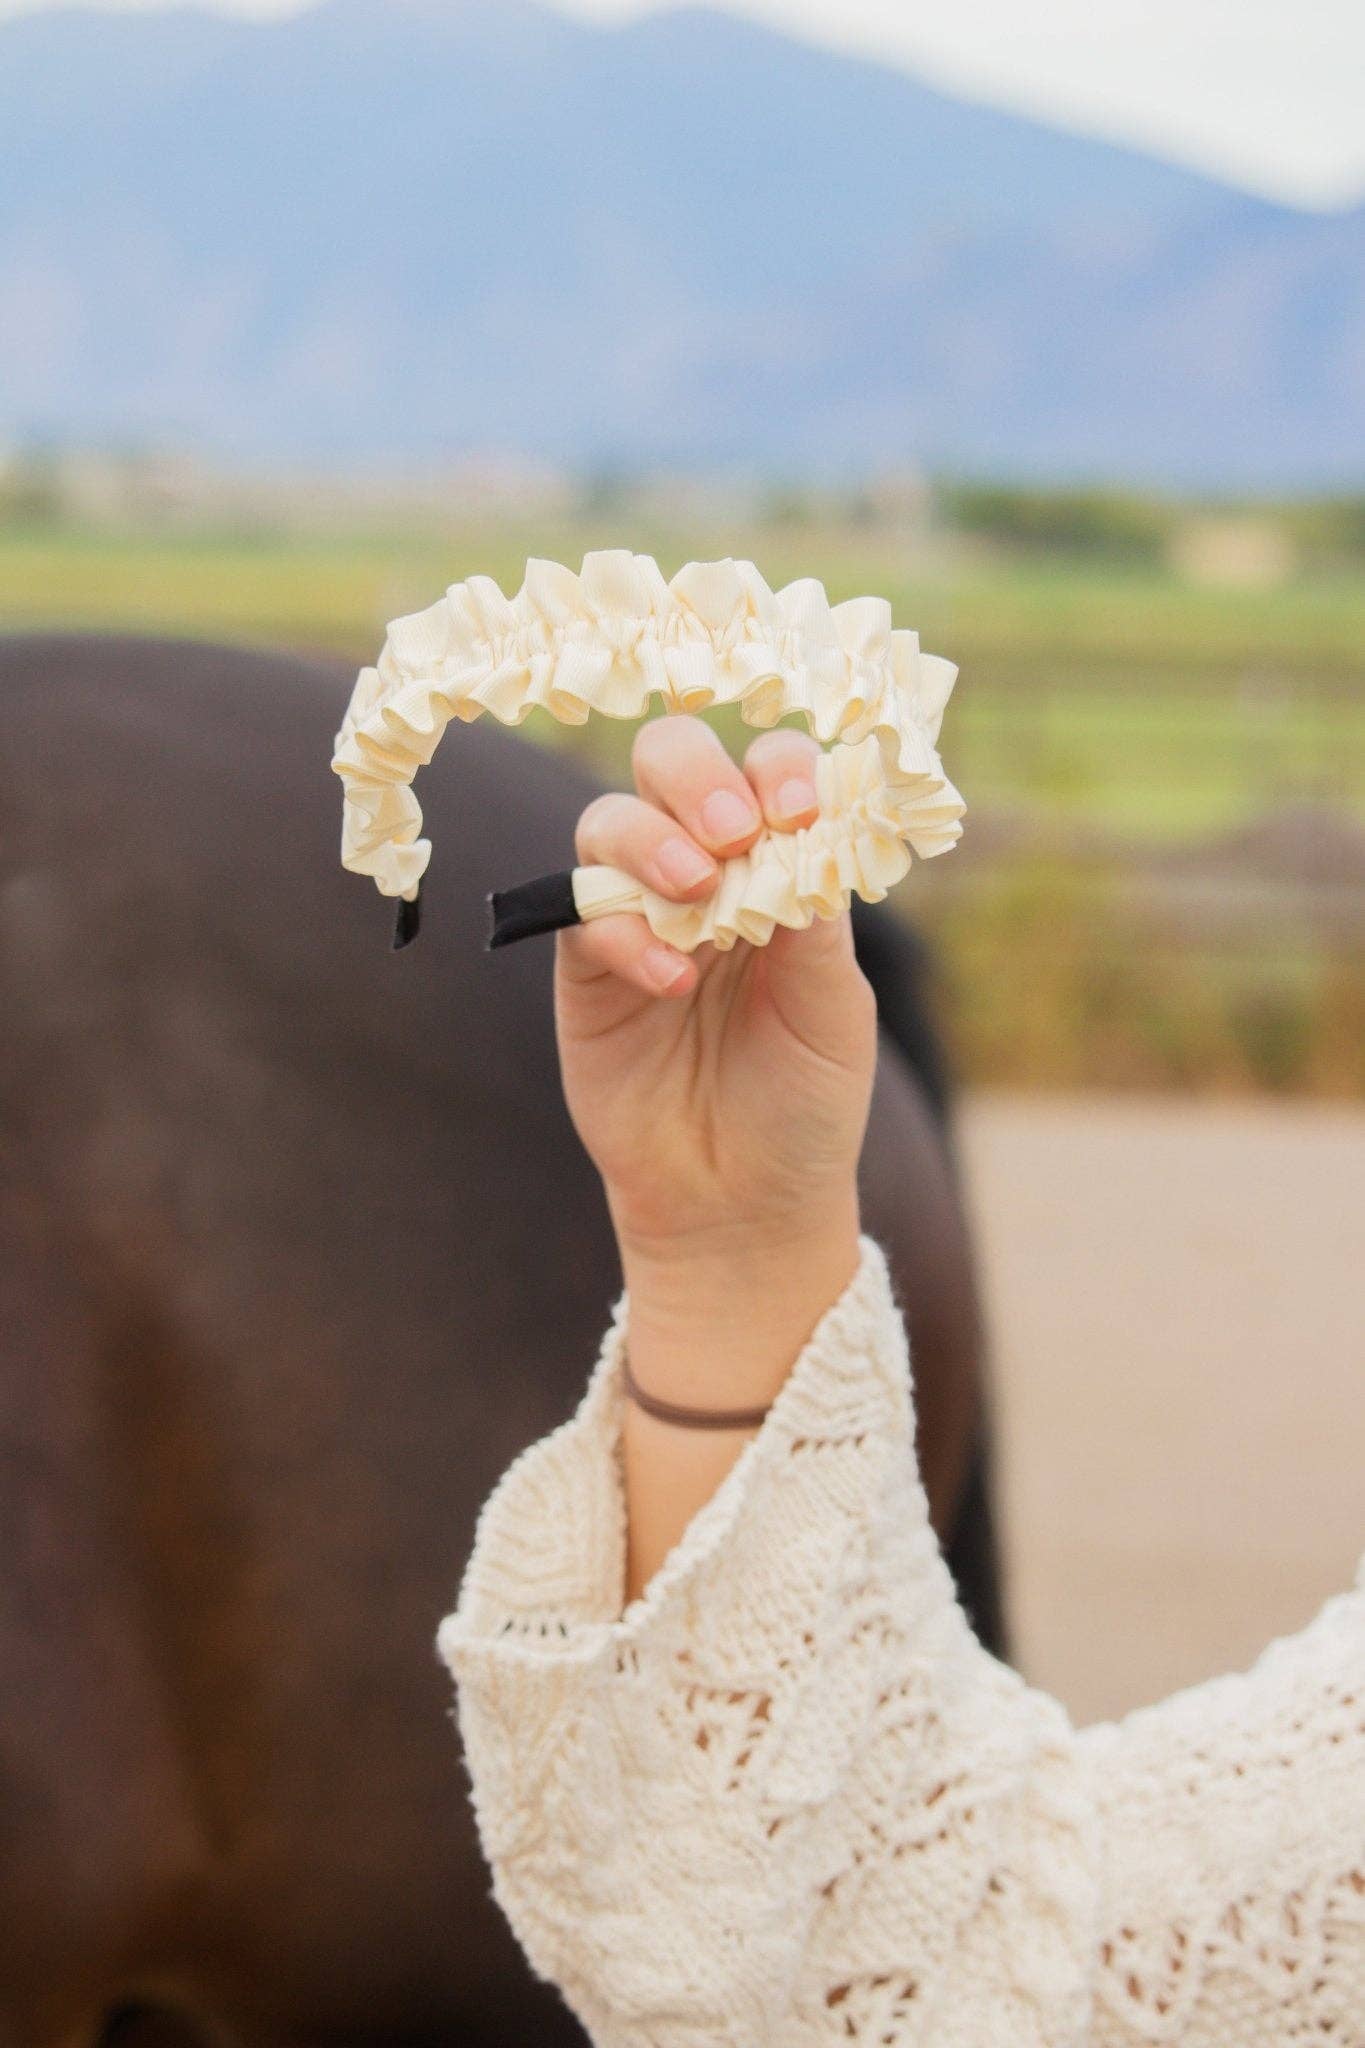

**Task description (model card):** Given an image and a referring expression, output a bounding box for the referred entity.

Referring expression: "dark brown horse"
[0,634,1001,2048]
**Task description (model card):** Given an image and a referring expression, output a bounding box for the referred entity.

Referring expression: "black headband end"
[393,890,422,949]
[487,869,581,950]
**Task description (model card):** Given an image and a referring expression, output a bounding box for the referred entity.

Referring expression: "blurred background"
[3,0,1362,1721]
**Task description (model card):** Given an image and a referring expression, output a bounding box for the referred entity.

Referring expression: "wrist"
[612,1188,862,1413]
[610,1171,861,1272]
[614,1185,861,1296]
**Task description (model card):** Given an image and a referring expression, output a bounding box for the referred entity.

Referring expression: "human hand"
[555,714,876,1388]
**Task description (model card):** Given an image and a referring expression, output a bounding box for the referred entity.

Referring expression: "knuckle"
[597,910,645,954]
[631,713,680,769]
[740,731,780,774]
[632,712,714,778]
[575,920,626,974]
[746,727,820,772]
[575,789,634,857]
[556,923,600,982]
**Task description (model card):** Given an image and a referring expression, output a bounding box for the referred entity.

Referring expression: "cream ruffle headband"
[332,549,965,950]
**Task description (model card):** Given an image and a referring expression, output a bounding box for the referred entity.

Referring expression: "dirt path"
[958,1094,1365,1725]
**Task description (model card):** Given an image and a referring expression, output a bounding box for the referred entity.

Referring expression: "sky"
[4,0,1362,209]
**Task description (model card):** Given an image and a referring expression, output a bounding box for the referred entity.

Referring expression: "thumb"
[762,910,877,1069]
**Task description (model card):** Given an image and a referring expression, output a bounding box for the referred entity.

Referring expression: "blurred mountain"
[2,0,1361,484]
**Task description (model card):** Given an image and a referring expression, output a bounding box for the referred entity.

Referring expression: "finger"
[763,911,877,1067]
[574,790,718,902]
[767,905,857,979]
[741,729,822,832]
[558,912,697,1000]
[631,715,763,858]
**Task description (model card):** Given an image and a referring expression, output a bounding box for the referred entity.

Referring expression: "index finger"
[631,715,764,858]
[741,728,822,832]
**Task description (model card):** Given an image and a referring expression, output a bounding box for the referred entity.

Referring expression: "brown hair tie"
[620,1351,773,1431]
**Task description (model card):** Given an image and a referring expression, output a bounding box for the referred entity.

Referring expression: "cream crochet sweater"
[439,1236,1365,2045]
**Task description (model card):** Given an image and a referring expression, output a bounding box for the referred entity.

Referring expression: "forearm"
[444,1234,1094,2041]
[615,1190,862,1603]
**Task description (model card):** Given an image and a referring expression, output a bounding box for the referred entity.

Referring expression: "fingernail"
[654,835,715,893]
[643,943,690,992]
[700,788,759,846]
[774,775,818,821]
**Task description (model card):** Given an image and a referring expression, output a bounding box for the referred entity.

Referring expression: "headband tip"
[393,891,422,949]
[487,870,580,950]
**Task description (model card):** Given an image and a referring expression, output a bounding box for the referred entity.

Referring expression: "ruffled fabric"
[571,731,962,951]
[332,551,964,944]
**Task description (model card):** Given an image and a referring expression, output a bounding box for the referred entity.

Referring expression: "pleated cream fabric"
[332,550,965,950]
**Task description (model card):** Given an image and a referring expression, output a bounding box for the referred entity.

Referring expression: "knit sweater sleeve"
[437,1235,1365,2047]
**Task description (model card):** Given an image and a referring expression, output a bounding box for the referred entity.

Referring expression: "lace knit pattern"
[439,1238,1365,2046]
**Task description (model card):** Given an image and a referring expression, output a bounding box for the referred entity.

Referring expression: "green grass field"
[5,517,1362,840]
[5,516,1362,1094]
